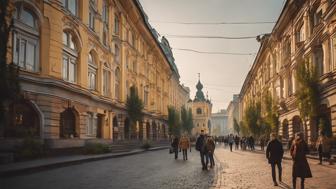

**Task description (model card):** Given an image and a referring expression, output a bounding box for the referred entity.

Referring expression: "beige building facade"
[239,0,336,143]
[226,94,240,135]
[2,0,190,148]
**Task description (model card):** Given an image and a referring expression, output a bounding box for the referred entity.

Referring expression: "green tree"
[186,108,194,134]
[0,1,21,136]
[244,101,262,137]
[126,86,144,137]
[262,92,279,136]
[295,58,319,138]
[168,106,181,136]
[180,106,188,133]
[233,118,240,135]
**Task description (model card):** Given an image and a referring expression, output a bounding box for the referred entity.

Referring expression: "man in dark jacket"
[266,133,284,186]
[196,130,209,170]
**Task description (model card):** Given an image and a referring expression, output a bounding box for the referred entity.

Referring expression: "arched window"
[197,108,202,114]
[88,52,97,90]
[102,0,109,46]
[103,63,110,96]
[13,4,39,72]
[88,0,96,31]
[115,67,121,100]
[62,31,78,83]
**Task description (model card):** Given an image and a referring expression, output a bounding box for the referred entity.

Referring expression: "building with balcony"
[1,0,190,149]
[239,0,336,143]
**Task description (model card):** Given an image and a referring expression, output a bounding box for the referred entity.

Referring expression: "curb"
[0,146,169,178]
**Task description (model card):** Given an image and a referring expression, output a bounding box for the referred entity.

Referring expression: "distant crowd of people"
[170,129,333,189]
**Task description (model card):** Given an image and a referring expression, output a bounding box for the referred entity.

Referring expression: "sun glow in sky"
[139,0,285,112]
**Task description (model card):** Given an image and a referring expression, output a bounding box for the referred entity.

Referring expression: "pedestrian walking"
[171,136,179,159]
[228,134,234,152]
[260,136,265,151]
[179,134,191,161]
[266,133,284,186]
[290,132,312,189]
[316,130,333,165]
[207,136,216,168]
[250,136,255,150]
[196,130,209,170]
[234,135,240,150]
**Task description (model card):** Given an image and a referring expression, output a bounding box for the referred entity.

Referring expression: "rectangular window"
[103,70,110,96]
[62,55,76,83]
[13,34,38,72]
[114,15,119,34]
[62,57,68,80]
[62,0,77,16]
[89,9,95,30]
[87,113,97,136]
[88,69,96,90]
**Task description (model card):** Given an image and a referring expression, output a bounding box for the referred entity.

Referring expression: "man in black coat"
[266,133,284,186]
[196,130,209,170]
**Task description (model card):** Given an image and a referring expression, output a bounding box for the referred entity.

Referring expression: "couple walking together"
[266,132,312,189]
[195,130,216,170]
[171,134,191,160]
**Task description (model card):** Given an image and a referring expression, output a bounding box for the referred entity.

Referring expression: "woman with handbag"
[290,132,312,189]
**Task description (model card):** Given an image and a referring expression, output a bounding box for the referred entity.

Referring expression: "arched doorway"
[282,119,289,141]
[292,116,302,136]
[5,100,40,138]
[146,122,151,140]
[152,121,157,140]
[60,108,77,138]
[113,116,118,140]
[124,118,130,140]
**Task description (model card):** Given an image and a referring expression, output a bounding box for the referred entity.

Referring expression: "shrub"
[83,143,111,154]
[141,140,151,150]
[15,137,44,160]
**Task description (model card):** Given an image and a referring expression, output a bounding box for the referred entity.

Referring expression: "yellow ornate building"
[239,0,336,143]
[2,0,190,148]
[187,77,212,135]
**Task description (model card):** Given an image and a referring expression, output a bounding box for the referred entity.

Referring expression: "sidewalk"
[0,146,169,177]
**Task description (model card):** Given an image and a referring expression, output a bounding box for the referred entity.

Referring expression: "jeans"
[174,148,178,159]
[229,143,233,152]
[209,152,215,167]
[182,149,188,160]
[271,162,282,183]
[200,152,209,169]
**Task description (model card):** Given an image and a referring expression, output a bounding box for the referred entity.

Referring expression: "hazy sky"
[139,0,285,113]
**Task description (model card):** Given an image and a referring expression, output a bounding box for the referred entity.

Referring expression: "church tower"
[187,74,212,135]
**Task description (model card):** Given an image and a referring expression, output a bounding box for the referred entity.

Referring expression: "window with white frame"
[103,65,110,96]
[61,0,77,16]
[86,112,97,136]
[13,4,39,72]
[62,31,77,83]
[88,53,97,90]
[102,0,109,46]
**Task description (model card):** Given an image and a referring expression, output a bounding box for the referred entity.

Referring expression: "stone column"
[322,40,331,74]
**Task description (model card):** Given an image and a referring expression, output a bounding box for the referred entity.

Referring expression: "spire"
[194,73,205,101]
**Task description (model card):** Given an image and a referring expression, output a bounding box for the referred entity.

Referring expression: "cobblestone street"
[213,145,336,189]
[1,149,217,189]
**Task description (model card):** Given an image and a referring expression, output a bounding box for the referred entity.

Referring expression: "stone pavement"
[0,146,169,177]
[212,144,336,189]
[1,149,218,189]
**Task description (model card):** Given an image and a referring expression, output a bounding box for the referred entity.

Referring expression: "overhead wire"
[173,48,256,56]
[150,21,276,25]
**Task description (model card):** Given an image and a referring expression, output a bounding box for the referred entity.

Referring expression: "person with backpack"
[207,136,216,168]
[196,130,209,170]
[179,134,191,161]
